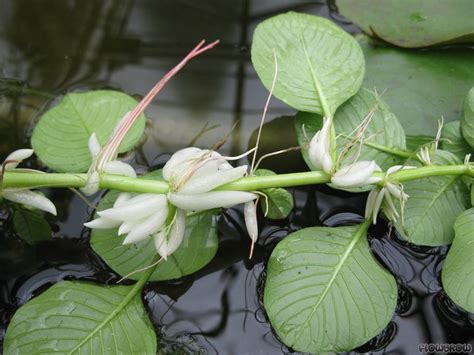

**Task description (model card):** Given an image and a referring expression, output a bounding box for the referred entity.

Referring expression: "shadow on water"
[0,1,473,354]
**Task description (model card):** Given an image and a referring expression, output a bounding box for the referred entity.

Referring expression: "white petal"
[383,189,399,219]
[244,201,258,258]
[98,194,167,221]
[122,205,169,244]
[88,133,101,157]
[169,191,257,212]
[180,165,247,194]
[153,230,167,254]
[81,171,100,196]
[386,165,416,174]
[3,149,34,170]
[372,188,385,224]
[165,209,186,256]
[364,188,379,221]
[3,189,56,215]
[114,192,131,208]
[162,147,203,181]
[118,219,144,235]
[104,160,136,178]
[308,119,333,173]
[84,217,120,229]
[331,160,380,187]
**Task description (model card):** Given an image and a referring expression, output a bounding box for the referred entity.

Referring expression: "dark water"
[0,1,473,354]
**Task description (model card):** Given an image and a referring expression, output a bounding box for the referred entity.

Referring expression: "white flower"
[364,165,414,224]
[331,160,382,188]
[81,131,137,195]
[308,118,333,173]
[0,149,57,215]
[244,200,258,258]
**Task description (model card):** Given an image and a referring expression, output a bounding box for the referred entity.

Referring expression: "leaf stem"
[3,165,472,193]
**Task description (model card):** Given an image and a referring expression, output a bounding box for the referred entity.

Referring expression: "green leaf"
[13,207,51,244]
[461,87,474,149]
[337,0,474,48]
[4,281,156,354]
[442,208,474,313]
[394,150,470,246]
[360,36,474,136]
[254,169,294,219]
[264,222,397,353]
[251,12,365,116]
[31,90,146,173]
[90,171,218,281]
[295,88,406,171]
[441,121,472,160]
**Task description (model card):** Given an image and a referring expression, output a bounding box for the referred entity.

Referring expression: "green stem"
[2,165,472,194]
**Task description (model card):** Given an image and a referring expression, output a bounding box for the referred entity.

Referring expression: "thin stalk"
[3,165,472,193]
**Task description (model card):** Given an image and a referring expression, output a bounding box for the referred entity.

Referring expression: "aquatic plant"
[1,11,473,354]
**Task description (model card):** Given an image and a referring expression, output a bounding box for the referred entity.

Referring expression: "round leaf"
[13,207,52,244]
[251,12,365,116]
[295,88,406,171]
[441,121,472,161]
[90,171,218,281]
[442,208,474,313]
[264,223,397,353]
[31,90,146,173]
[337,0,474,48]
[461,87,474,149]
[394,150,470,246]
[4,281,156,354]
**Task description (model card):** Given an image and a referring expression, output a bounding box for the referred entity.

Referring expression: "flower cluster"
[85,147,258,260]
[0,149,56,215]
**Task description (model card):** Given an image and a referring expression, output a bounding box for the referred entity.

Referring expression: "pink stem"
[99,39,219,168]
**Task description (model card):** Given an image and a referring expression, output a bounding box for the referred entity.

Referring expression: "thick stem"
[3,165,472,193]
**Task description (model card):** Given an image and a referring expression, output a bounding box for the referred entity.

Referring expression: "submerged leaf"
[442,208,474,313]
[251,12,364,116]
[13,207,51,244]
[337,0,474,48]
[31,90,146,172]
[4,281,156,354]
[394,150,470,246]
[264,222,397,353]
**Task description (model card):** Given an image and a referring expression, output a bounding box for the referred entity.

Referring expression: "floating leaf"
[442,208,474,312]
[337,0,474,48]
[461,87,474,149]
[4,281,156,354]
[394,150,470,246]
[251,12,365,116]
[295,88,406,171]
[441,121,472,160]
[360,36,474,137]
[264,222,397,353]
[13,207,52,244]
[31,90,146,173]
[90,171,218,281]
[254,169,294,219]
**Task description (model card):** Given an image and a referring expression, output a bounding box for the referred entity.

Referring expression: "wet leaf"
[90,171,218,281]
[394,151,470,246]
[441,121,472,160]
[360,36,474,136]
[31,90,146,172]
[254,169,293,219]
[461,87,474,149]
[13,207,51,244]
[337,0,474,48]
[4,281,156,354]
[264,222,397,353]
[442,208,474,313]
[251,12,364,116]
[295,88,406,171]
